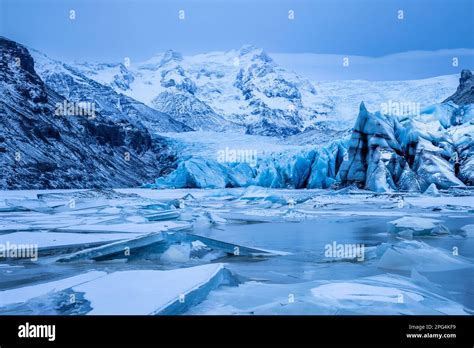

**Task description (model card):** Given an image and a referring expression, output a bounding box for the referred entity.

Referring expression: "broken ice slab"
[387,216,449,236]
[404,195,474,211]
[309,274,469,315]
[377,240,473,272]
[461,224,474,237]
[57,232,166,262]
[172,232,285,257]
[51,199,109,213]
[0,271,106,308]
[140,203,170,210]
[0,223,36,233]
[54,221,191,234]
[3,199,54,213]
[0,205,29,213]
[70,263,235,315]
[218,212,286,223]
[0,214,117,232]
[188,273,468,315]
[145,210,180,221]
[57,230,283,262]
[0,232,142,257]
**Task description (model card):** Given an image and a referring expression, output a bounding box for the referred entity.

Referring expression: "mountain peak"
[238,44,259,55]
[160,49,183,66]
[238,45,272,63]
[443,69,474,106]
[0,36,37,76]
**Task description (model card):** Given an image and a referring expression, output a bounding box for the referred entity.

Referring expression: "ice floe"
[377,240,472,272]
[72,264,234,315]
[0,271,106,307]
[188,274,468,315]
[387,216,447,236]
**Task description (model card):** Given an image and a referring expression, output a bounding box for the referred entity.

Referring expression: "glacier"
[149,90,474,192]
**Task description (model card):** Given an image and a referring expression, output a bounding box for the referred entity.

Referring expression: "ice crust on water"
[311,282,424,303]
[56,221,190,234]
[309,274,468,315]
[0,188,472,315]
[188,274,468,315]
[377,240,472,272]
[0,264,234,315]
[0,232,142,252]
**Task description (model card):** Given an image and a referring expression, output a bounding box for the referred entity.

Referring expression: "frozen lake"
[0,187,473,315]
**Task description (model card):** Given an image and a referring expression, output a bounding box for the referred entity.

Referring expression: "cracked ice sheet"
[115,188,229,201]
[72,263,227,315]
[55,221,191,234]
[187,274,468,315]
[0,271,106,307]
[404,196,474,210]
[0,232,142,250]
[376,241,474,272]
[0,214,117,232]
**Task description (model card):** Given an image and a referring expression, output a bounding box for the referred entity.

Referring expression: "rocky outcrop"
[0,36,176,189]
[444,69,474,106]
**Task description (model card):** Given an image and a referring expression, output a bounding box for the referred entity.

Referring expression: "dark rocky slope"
[0,37,176,189]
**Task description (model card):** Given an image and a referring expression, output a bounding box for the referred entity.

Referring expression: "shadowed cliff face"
[444,69,474,106]
[0,37,176,189]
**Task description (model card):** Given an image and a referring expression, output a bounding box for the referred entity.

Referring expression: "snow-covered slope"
[314,75,459,127]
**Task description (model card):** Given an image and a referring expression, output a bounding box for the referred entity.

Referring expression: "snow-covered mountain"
[31,50,191,133]
[72,46,334,136]
[0,37,177,189]
[72,46,461,137]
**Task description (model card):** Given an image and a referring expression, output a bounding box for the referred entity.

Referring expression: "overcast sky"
[1,0,473,60]
[1,0,473,80]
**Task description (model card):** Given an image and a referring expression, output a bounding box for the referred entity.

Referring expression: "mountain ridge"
[0,36,177,189]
